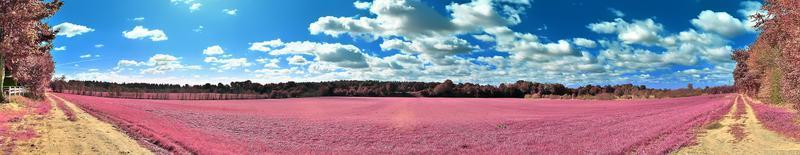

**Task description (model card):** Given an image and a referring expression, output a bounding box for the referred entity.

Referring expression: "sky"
[47,0,763,88]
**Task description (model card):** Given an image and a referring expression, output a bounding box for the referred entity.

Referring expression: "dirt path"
[12,94,151,155]
[676,95,800,154]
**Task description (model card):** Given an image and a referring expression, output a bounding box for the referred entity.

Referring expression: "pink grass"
[55,93,733,154]
[1,97,48,153]
[53,98,77,121]
[728,97,748,142]
[750,102,800,141]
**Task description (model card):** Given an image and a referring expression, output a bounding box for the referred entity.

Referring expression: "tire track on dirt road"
[676,95,800,154]
[13,94,151,154]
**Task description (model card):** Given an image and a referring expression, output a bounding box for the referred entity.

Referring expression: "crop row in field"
[56,93,733,154]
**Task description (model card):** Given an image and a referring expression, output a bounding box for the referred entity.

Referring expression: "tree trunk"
[0,54,5,102]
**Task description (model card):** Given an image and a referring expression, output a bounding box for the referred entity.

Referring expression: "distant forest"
[49,77,734,100]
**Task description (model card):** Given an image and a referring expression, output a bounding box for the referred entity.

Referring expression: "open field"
[53,93,736,154]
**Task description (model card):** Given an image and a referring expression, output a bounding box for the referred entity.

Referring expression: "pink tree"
[0,0,63,99]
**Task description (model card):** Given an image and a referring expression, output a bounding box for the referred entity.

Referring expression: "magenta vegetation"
[1,97,49,153]
[55,93,733,154]
[729,97,748,142]
[53,98,76,122]
[750,101,800,141]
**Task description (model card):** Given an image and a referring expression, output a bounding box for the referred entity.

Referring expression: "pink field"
[55,93,733,154]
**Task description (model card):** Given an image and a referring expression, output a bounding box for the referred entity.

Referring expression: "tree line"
[0,0,63,100]
[49,77,733,100]
[733,0,799,110]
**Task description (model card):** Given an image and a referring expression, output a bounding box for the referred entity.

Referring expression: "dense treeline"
[733,0,799,110]
[49,77,733,100]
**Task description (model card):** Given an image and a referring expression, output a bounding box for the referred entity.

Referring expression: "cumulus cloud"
[573,38,597,48]
[79,54,92,58]
[256,58,281,68]
[124,54,202,74]
[588,18,664,45]
[171,0,202,12]
[309,0,530,59]
[691,10,749,37]
[252,39,370,69]
[738,1,765,32]
[205,57,252,71]
[54,46,67,51]
[353,1,371,10]
[287,55,310,65]
[133,17,145,21]
[249,39,284,52]
[123,26,168,41]
[189,3,202,12]
[203,45,225,55]
[223,9,238,15]
[51,22,94,37]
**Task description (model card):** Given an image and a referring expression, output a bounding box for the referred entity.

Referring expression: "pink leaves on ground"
[55,93,733,154]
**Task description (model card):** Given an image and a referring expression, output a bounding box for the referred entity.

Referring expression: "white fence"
[3,86,26,96]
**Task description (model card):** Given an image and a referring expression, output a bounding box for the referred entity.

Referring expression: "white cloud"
[249,39,284,52]
[287,55,310,65]
[79,54,92,58]
[202,45,225,55]
[573,38,597,48]
[588,18,664,45]
[117,60,145,67]
[353,1,371,10]
[608,8,625,17]
[134,54,202,74]
[738,1,765,31]
[171,0,202,12]
[95,44,104,48]
[123,26,168,41]
[308,0,530,59]
[250,39,373,69]
[691,10,749,37]
[205,57,253,71]
[88,69,99,72]
[51,22,94,37]
[189,3,202,12]
[133,17,145,21]
[256,58,281,68]
[54,46,67,51]
[193,25,204,32]
[223,9,238,15]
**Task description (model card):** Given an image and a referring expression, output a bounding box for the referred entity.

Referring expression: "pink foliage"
[52,99,76,121]
[1,97,47,153]
[728,97,748,142]
[750,103,800,141]
[55,93,733,154]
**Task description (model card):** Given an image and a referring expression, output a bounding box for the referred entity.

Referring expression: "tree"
[432,79,454,97]
[0,0,63,99]
[753,0,800,110]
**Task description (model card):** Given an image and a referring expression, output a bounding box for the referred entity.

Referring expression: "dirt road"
[676,95,800,154]
[13,94,150,154]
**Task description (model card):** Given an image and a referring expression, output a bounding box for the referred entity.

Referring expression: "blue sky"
[48,0,762,88]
